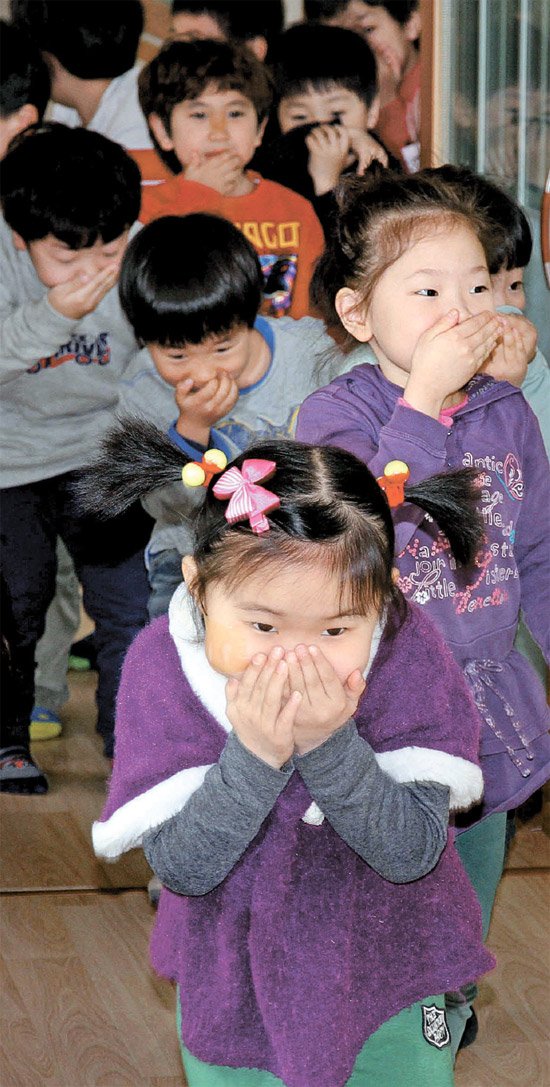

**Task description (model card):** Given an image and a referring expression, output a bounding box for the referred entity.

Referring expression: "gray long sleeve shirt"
[143,720,450,895]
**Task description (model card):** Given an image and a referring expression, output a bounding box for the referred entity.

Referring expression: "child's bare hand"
[346,127,388,174]
[306,123,350,194]
[405,309,500,417]
[184,150,244,195]
[286,644,365,755]
[175,370,239,445]
[48,263,118,320]
[225,648,301,768]
[480,315,530,387]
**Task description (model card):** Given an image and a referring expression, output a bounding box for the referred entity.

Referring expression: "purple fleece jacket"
[96,603,493,1087]
[297,362,550,822]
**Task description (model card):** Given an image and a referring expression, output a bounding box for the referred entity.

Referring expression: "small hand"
[480,314,531,387]
[184,150,244,196]
[286,644,365,755]
[405,309,500,418]
[225,648,301,768]
[345,127,388,174]
[48,263,118,320]
[306,123,350,195]
[175,369,239,446]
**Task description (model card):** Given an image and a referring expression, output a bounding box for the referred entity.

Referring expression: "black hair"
[119,213,264,346]
[270,24,378,110]
[304,0,419,26]
[0,20,50,121]
[0,123,141,246]
[171,2,284,48]
[138,37,272,171]
[311,164,496,331]
[77,418,485,616]
[420,165,533,273]
[10,0,144,80]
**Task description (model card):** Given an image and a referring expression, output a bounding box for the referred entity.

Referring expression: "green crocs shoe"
[30,707,62,741]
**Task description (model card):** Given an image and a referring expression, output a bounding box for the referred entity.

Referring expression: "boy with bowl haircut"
[0,124,151,787]
[116,213,350,617]
[137,38,325,320]
[304,0,422,172]
[252,23,398,235]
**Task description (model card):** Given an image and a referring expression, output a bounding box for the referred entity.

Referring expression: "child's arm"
[142,730,295,896]
[295,720,450,882]
[287,647,450,881]
[0,265,118,382]
[143,650,301,895]
[513,407,550,660]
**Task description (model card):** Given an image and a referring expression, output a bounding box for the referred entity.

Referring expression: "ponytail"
[404,467,485,566]
[77,419,485,572]
[74,416,193,517]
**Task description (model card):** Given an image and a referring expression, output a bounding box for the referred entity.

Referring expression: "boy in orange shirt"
[137,39,325,319]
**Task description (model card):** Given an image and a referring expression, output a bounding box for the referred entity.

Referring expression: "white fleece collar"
[168,582,384,721]
[168,582,233,733]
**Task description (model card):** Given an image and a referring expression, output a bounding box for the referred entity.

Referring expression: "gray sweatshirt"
[0,215,139,488]
[118,315,348,555]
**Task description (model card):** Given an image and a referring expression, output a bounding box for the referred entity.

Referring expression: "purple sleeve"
[297,382,451,553]
[514,407,550,661]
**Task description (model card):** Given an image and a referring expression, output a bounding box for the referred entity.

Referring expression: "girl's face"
[337,223,495,386]
[184,558,379,680]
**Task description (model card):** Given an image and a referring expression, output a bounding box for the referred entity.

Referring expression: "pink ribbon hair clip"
[213,459,280,535]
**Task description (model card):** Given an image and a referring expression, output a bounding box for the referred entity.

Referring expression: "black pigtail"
[74,416,191,518]
[404,467,485,566]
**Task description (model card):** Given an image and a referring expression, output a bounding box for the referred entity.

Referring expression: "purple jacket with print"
[297,360,550,823]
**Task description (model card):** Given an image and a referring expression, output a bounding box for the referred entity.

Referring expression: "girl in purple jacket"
[87,424,494,1086]
[297,167,550,1054]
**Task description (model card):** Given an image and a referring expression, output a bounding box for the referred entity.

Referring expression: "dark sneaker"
[0,747,49,793]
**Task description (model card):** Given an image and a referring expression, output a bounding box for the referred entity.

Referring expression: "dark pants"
[0,472,152,757]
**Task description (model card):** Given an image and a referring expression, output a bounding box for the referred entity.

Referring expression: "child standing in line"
[251,24,396,237]
[296,169,550,1054]
[10,0,153,152]
[304,0,422,171]
[89,427,494,1087]
[137,38,325,319]
[0,124,151,784]
[113,212,350,618]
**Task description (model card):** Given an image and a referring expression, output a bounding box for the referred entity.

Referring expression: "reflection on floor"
[0,670,548,1087]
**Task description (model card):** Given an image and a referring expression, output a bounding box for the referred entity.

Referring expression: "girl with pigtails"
[82,418,493,1087]
[297,166,550,1054]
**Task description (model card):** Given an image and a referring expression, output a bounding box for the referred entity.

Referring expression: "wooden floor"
[1,669,549,1087]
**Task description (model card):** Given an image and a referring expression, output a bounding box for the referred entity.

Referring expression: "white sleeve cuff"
[375,746,483,811]
[92,764,214,859]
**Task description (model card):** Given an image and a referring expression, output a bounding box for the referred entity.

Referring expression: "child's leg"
[147,547,183,619]
[33,537,81,732]
[59,477,151,759]
[0,479,59,791]
[347,997,454,1086]
[178,997,453,1087]
[446,812,507,1055]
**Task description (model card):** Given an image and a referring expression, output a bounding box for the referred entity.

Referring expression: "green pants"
[178,995,454,1087]
[445,811,507,1056]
